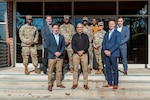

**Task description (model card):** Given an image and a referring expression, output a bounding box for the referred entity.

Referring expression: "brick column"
[6,2,13,66]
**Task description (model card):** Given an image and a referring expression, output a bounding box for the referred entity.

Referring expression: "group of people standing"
[19,15,130,91]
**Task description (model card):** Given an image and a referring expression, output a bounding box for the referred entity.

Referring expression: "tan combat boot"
[95,69,103,74]
[35,67,41,74]
[70,67,74,73]
[25,66,30,75]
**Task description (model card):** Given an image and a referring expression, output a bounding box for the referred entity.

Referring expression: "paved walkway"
[0,66,150,100]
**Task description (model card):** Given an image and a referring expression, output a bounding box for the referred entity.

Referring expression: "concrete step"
[0,73,150,82]
[0,67,150,100]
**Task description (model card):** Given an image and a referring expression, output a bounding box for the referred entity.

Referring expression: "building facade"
[0,0,150,68]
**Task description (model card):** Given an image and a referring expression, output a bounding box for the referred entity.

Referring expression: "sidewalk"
[0,66,150,100]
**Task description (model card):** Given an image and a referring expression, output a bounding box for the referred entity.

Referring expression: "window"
[45,2,71,15]
[0,2,6,22]
[119,1,148,15]
[17,2,43,15]
[74,2,116,15]
[0,2,6,41]
[15,1,149,64]
[123,17,148,64]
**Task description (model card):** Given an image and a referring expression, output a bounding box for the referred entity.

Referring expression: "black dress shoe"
[48,85,52,91]
[43,71,48,75]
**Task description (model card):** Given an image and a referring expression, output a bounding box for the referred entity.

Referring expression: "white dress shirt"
[117,25,123,32]
[108,28,115,40]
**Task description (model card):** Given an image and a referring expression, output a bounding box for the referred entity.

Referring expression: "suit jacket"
[102,28,121,57]
[46,33,65,59]
[41,23,52,48]
[119,26,130,48]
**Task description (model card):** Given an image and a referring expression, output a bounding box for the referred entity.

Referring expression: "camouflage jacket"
[59,23,75,43]
[93,29,106,48]
[83,25,93,43]
[19,24,39,47]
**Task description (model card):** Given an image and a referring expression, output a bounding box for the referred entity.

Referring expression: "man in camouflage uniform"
[19,15,40,75]
[82,17,93,74]
[59,15,75,73]
[93,21,106,74]
[91,18,99,70]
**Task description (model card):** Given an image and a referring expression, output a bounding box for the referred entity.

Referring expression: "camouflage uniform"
[82,17,93,71]
[93,22,106,73]
[59,16,75,71]
[19,15,40,75]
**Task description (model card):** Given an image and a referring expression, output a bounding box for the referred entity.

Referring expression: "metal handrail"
[0,40,10,68]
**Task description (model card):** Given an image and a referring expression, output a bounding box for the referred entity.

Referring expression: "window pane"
[17,2,43,15]
[0,24,6,41]
[123,17,148,64]
[0,2,6,22]
[45,2,71,15]
[74,2,116,15]
[16,12,44,31]
[119,1,148,15]
[52,17,63,25]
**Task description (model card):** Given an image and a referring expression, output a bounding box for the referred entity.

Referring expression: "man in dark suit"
[41,15,52,74]
[102,20,121,90]
[117,17,130,75]
[46,24,66,91]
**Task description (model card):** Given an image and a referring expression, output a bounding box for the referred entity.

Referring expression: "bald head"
[76,23,83,34]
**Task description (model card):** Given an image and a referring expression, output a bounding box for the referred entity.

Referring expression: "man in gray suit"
[41,15,53,74]
[117,17,130,75]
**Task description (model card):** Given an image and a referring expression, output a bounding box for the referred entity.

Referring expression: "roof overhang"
[0,0,148,2]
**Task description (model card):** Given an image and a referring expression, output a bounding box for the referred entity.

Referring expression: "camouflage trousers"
[66,48,73,68]
[94,47,103,70]
[21,45,38,67]
[88,44,93,69]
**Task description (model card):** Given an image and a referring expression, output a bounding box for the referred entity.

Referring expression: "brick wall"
[6,2,13,66]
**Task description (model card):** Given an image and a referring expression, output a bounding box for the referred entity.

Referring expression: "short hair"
[117,17,124,21]
[108,19,115,23]
[46,15,52,19]
[92,17,97,21]
[77,23,83,27]
[52,23,59,28]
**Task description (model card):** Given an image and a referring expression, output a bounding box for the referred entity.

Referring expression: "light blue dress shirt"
[53,33,59,45]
